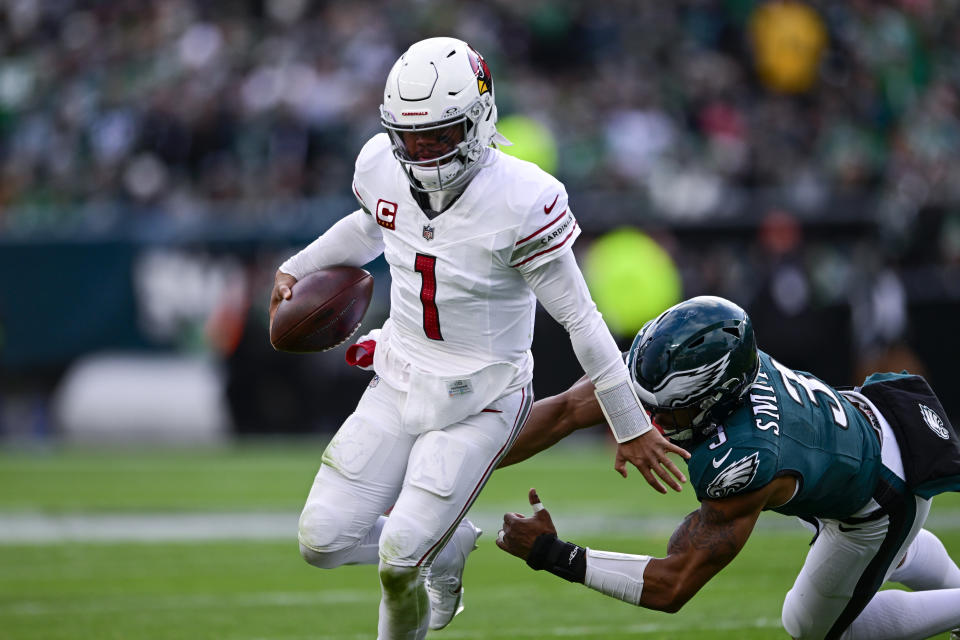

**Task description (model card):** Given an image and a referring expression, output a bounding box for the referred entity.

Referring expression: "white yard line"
[0,511,298,543]
[1,509,960,544]
[0,510,765,543]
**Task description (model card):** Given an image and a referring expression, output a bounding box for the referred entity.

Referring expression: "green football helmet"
[627,296,760,443]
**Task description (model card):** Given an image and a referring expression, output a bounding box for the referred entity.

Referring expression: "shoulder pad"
[352,134,393,213]
[690,444,776,501]
[505,169,578,271]
[355,133,392,172]
[497,155,566,215]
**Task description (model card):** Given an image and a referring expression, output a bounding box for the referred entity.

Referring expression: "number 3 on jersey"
[415,253,443,340]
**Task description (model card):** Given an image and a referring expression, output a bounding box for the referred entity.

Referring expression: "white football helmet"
[380,37,503,192]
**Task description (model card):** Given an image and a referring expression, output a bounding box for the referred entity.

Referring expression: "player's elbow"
[642,579,698,613]
[658,593,691,614]
[647,594,691,614]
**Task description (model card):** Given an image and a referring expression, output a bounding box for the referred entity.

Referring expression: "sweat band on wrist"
[594,379,653,443]
[526,533,587,583]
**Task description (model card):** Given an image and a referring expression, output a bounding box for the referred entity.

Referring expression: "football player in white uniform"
[268,37,689,639]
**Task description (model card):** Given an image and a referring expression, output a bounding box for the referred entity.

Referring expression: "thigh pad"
[407,430,469,498]
[322,413,385,480]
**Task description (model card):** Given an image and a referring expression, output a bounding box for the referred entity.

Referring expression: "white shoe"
[425,519,482,630]
[950,629,959,640]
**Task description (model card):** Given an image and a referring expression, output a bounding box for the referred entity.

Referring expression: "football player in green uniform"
[497,295,960,639]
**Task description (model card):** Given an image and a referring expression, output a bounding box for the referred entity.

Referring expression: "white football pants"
[297,375,532,637]
[781,393,960,639]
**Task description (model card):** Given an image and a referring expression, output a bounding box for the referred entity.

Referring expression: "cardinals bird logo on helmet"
[467,47,492,96]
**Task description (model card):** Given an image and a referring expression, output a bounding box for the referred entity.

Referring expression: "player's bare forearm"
[498,485,767,614]
[497,377,691,497]
[499,376,603,468]
[638,484,778,612]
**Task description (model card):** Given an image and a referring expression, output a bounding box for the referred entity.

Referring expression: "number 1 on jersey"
[415,253,443,340]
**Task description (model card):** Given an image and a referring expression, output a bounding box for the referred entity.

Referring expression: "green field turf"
[1,437,958,639]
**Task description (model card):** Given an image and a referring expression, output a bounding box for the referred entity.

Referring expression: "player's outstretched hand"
[268,270,298,329]
[496,489,558,560]
[615,429,691,494]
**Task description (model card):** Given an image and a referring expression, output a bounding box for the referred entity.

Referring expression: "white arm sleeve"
[524,251,652,442]
[584,548,651,606]
[279,210,384,278]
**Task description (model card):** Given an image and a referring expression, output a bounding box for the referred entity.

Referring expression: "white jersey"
[352,134,580,381]
[282,133,647,436]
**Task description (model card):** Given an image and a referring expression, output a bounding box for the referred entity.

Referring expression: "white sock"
[888,528,960,590]
[377,561,429,640]
[842,588,960,640]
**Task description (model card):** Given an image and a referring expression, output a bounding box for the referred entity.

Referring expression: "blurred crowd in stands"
[3,0,960,435]
[1,0,958,229]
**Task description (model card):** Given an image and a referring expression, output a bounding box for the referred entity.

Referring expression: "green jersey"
[687,351,882,520]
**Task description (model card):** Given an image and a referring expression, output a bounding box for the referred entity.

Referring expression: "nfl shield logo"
[422,225,435,241]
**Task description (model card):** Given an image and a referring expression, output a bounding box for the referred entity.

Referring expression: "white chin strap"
[492,131,512,147]
[410,158,465,191]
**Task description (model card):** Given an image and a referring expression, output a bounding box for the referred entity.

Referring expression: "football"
[270,266,374,353]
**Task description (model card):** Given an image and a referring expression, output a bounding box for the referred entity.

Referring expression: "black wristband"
[525,533,587,583]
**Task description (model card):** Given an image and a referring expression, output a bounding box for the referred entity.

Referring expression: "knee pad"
[781,590,801,638]
[781,588,821,640]
[379,509,427,567]
[298,491,358,555]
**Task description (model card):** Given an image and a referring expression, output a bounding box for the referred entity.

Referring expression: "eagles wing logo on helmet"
[467,47,492,96]
[653,352,732,407]
[706,452,760,498]
[919,403,950,440]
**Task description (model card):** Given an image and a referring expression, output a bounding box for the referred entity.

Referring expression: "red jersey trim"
[509,221,578,268]
[515,209,568,247]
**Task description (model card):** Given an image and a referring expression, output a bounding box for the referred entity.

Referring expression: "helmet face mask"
[384,118,470,191]
[380,37,499,192]
[391,121,466,165]
[649,405,703,440]
[628,296,760,443]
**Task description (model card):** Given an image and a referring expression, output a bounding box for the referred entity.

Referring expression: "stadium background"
[3,0,960,438]
[1,2,960,638]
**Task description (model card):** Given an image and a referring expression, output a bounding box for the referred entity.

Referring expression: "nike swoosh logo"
[544,194,559,214]
[837,524,860,533]
[712,450,732,468]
